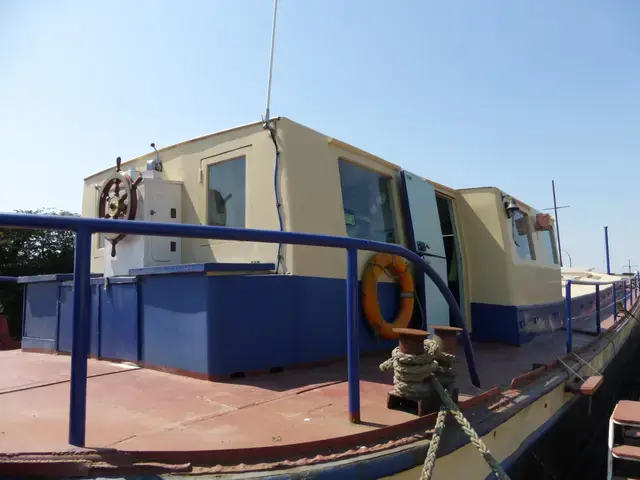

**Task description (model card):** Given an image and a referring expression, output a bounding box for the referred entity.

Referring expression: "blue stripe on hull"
[471,285,618,345]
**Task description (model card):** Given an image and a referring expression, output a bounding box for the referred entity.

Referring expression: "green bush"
[0,209,78,338]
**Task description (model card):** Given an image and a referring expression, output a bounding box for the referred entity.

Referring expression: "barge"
[0,117,638,479]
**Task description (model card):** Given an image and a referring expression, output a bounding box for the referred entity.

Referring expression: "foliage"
[0,208,78,338]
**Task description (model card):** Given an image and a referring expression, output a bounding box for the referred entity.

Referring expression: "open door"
[400,170,450,330]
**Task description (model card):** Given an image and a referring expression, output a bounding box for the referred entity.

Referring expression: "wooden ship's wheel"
[96,157,142,257]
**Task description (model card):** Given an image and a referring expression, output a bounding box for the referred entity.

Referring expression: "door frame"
[398,171,470,330]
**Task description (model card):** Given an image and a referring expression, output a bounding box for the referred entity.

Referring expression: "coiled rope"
[380,338,510,480]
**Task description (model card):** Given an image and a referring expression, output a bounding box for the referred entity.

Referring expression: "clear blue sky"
[2,0,639,271]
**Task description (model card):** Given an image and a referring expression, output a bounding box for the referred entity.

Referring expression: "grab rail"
[0,212,480,447]
[564,274,639,353]
[0,277,18,283]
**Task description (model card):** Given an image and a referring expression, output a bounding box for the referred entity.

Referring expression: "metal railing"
[564,274,639,353]
[0,277,18,283]
[0,212,480,447]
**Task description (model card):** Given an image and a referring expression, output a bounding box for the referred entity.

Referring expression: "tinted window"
[338,159,396,243]
[542,229,558,265]
[512,211,535,260]
[207,157,246,228]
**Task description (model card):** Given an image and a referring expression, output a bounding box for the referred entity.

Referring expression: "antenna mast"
[264,0,278,122]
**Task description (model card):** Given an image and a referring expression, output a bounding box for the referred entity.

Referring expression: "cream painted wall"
[457,188,512,306]
[276,118,406,281]
[82,116,559,314]
[457,187,561,307]
[83,121,281,273]
[504,200,562,305]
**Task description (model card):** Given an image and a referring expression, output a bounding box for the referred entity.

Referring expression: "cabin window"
[512,210,536,261]
[207,156,246,228]
[541,228,559,265]
[338,159,396,243]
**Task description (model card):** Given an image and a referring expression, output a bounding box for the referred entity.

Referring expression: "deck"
[0,313,618,455]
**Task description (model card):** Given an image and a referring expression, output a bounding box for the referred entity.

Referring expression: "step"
[565,375,604,396]
[612,445,640,462]
[614,401,640,427]
[580,375,603,396]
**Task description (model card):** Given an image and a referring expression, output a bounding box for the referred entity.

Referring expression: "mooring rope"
[380,338,510,480]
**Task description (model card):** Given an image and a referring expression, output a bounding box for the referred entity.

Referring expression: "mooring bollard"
[395,327,430,354]
[432,326,463,356]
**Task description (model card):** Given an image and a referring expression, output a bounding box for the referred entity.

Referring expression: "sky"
[1,0,640,271]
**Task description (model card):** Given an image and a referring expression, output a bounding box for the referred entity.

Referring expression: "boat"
[0,116,639,479]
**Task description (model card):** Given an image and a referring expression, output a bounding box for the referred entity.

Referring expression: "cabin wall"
[458,187,563,345]
[457,188,512,306]
[505,202,562,306]
[457,187,561,307]
[83,122,282,274]
[277,118,407,280]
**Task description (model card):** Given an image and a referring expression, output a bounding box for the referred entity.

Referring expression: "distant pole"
[604,226,611,274]
[562,249,572,267]
[264,0,278,122]
[552,180,563,267]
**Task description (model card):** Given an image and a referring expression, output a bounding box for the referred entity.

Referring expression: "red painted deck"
[0,350,415,453]
[0,313,618,455]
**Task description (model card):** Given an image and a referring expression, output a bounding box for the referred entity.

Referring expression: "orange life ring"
[362,253,415,340]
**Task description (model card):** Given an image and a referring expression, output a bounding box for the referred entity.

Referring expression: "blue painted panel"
[22,282,59,342]
[21,336,56,350]
[100,283,139,361]
[207,275,296,374]
[139,274,209,374]
[58,285,73,353]
[90,284,100,356]
[291,276,398,363]
[517,302,564,343]
[207,275,397,376]
[58,284,100,355]
[136,272,399,377]
[471,303,520,344]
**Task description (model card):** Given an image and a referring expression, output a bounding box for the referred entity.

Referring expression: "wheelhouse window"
[338,159,396,243]
[512,210,536,261]
[207,156,246,228]
[541,228,559,265]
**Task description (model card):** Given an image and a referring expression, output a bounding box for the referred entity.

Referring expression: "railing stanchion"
[565,280,572,354]
[624,281,628,310]
[613,283,617,323]
[596,284,601,335]
[68,226,92,447]
[345,247,360,423]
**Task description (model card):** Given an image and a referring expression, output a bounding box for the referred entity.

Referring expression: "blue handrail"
[0,277,18,283]
[564,276,637,353]
[0,212,481,447]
